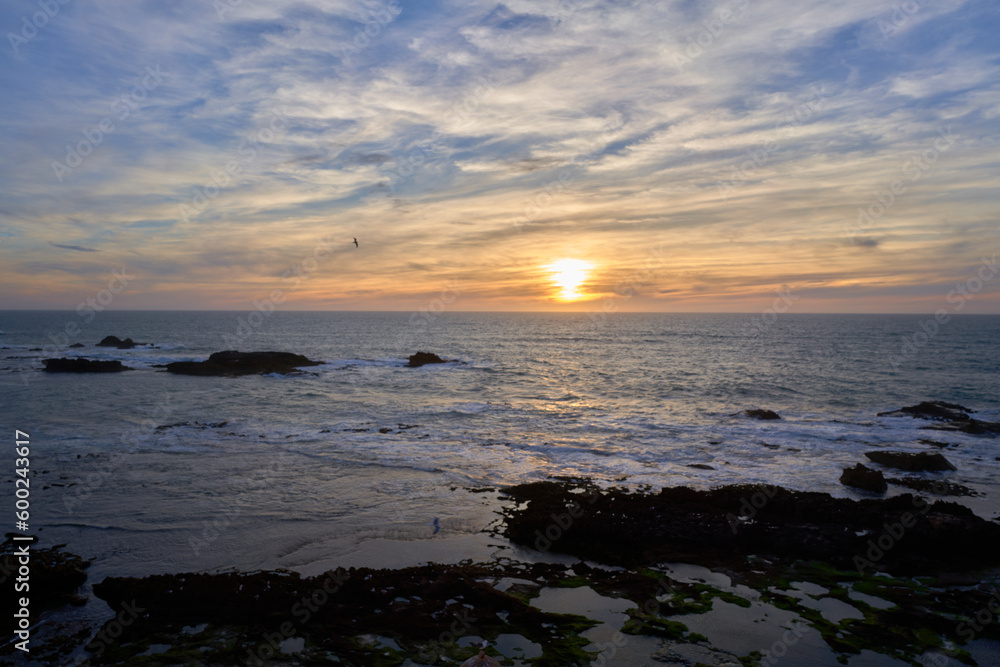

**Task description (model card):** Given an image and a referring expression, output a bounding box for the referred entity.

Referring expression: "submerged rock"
[43,358,131,373]
[739,409,781,420]
[839,463,887,493]
[406,351,453,367]
[864,450,957,472]
[165,351,323,377]
[878,400,1000,435]
[877,401,972,421]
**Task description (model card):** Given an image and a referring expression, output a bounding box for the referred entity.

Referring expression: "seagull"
[429,517,440,534]
[353,237,358,248]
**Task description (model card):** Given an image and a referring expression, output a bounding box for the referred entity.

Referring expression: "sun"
[545,259,592,301]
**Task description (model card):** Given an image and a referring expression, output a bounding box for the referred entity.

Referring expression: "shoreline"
[6,478,1000,666]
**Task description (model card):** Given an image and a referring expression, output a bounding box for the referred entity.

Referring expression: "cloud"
[49,243,98,252]
[0,0,997,310]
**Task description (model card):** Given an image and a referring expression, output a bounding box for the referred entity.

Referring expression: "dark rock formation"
[864,451,957,472]
[878,400,1000,435]
[839,463,887,493]
[739,409,781,420]
[165,351,323,377]
[68,343,85,348]
[97,335,146,349]
[500,480,1000,574]
[2,538,90,615]
[43,358,131,373]
[877,401,971,421]
[406,351,452,367]
[888,477,980,497]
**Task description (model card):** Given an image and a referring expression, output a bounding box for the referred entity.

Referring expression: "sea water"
[1,311,998,582]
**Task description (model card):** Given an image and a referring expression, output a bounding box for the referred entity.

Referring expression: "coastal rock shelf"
[499,480,1000,574]
[43,358,132,373]
[164,350,323,377]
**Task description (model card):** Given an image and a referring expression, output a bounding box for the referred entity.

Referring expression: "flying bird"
[353,238,358,248]
[429,517,440,534]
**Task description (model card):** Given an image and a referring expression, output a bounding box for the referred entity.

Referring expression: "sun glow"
[545,259,592,301]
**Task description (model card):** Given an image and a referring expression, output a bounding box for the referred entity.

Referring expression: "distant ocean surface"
[2,311,998,582]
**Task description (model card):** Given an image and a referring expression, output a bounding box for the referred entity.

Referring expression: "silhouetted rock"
[839,463,887,493]
[406,351,452,367]
[878,401,1000,436]
[97,335,146,349]
[165,351,323,377]
[43,358,131,373]
[864,451,957,472]
[68,343,85,348]
[739,409,781,420]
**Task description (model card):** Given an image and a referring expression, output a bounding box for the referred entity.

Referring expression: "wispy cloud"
[0,0,997,311]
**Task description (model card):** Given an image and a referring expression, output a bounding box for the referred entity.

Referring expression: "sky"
[0,0,998,313]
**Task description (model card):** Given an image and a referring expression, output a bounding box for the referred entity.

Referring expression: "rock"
[878,401,972,421]
[97,335,147,349]
[687,463,715,470]
[43,358,132,373]
[68,343,85,348]
[2,539,90,614]
[878,401,1000,436]
[865,451,957,472]
[165,351,323,377]
[500,480,1000,574]
[738,409,781,420]
[840,463,887,493]
[888,477,979,497]
[406,351,452,367]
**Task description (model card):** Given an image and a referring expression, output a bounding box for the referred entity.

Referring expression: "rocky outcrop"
[878,401,1000,435]
[68,343,85,348]
[500,480,1000,573]
[864,451,957,472]
[2,539,89,615]
[43,358,132,373]
[165,351,323,377]
[839,463,887,493]
[97,335,146,349]
[406,352,453,367]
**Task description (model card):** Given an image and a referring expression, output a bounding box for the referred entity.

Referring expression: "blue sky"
[1,0,998,311]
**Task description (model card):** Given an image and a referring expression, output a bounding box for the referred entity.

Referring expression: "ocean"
[1,310,998,586]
